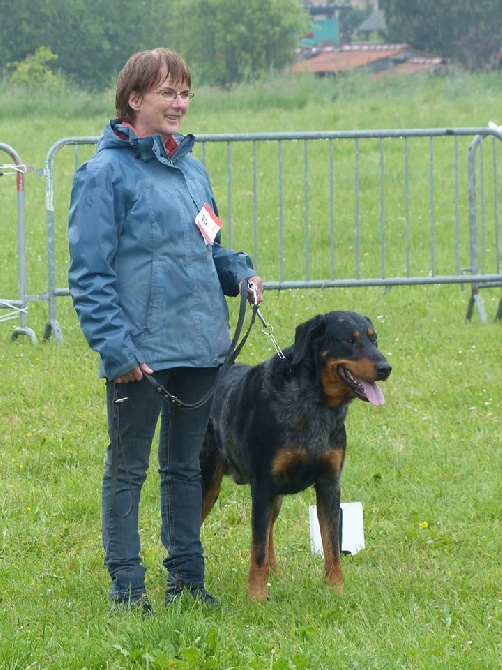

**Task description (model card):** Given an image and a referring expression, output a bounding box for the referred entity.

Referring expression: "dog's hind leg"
[200,422,226,522]
[201,460,225,522]
[268,495,283,574]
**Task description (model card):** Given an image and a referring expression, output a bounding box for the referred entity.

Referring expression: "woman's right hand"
[115,362,153,383]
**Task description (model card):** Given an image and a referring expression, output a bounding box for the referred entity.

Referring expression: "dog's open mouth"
[337,366,385,405]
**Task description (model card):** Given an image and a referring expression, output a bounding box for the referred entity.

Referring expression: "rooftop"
[290,43,444,76]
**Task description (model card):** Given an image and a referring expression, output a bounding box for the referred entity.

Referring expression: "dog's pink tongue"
[361,381,385,406]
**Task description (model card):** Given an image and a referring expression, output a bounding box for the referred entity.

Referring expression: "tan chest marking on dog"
[319,449,344,475]
[271,447,309,478]
[271,447,343,478]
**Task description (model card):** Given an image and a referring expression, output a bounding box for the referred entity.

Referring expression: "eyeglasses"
[155,88,195,103]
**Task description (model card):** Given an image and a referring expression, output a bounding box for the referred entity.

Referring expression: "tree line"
[0,0,500,91]
[385,0,502,71]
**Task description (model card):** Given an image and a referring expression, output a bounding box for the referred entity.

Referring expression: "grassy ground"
[1,72,501,668]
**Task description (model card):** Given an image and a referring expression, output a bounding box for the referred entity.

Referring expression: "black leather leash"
[142,281,258,409]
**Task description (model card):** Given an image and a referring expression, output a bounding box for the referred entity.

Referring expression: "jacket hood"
[97,119,196,164]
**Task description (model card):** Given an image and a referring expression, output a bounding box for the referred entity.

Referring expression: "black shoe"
[111,594,154,617]
[165,585,220,608]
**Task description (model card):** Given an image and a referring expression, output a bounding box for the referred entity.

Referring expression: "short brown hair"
[115,48,192,123]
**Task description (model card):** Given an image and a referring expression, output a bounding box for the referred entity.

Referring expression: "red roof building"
[290,43,444,77]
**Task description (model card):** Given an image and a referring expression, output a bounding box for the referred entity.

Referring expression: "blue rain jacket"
[68,120,256,380]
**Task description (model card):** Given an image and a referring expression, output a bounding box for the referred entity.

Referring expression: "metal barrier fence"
[40,127,501,341]
[0,142,37,342]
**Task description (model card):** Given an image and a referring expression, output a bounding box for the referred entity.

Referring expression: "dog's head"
[290,310,391,407]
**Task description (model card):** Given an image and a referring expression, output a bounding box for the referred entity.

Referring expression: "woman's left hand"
[241,275,264,304]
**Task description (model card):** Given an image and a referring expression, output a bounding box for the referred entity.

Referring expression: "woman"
[68,48,264,613]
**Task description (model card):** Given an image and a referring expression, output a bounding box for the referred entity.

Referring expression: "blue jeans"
[102,367,218,601]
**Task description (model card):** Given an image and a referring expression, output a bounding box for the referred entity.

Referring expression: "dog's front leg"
[267,494,283,574]
[247,481,275,600]
[315,471,344,594]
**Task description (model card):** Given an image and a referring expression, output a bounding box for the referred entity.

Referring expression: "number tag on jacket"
[195,203,224,245]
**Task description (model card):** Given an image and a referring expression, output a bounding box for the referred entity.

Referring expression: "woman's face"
[128,72,192,141]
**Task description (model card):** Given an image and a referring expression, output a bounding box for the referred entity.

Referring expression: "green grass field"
[0,72,501,669]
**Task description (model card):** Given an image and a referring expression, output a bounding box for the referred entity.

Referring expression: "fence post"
[0,142,37,342]
[43,137,99,342]
[43,139,64,342]
[466,130,502,322]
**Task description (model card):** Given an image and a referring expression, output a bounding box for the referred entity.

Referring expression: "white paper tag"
[309,503,365,556]
[195,203,224,245]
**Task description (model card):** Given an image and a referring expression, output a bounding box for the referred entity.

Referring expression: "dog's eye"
[345,337,356,346]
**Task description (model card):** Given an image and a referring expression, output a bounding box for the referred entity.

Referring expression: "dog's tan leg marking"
[201,461,225,522]
[268,495,282,574]
[317,449,344,594]
[247,495,283,600]
[317,508,344,595]
[248,543,269,600]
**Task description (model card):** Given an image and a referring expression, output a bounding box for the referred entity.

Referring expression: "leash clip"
[256,308,286,360]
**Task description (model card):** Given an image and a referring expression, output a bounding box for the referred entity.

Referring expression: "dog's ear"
[290,315,326,371]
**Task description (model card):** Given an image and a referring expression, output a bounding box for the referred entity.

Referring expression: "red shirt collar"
[164,135,179,157]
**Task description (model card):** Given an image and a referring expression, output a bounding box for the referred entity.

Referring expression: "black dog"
[200,310,392,600]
